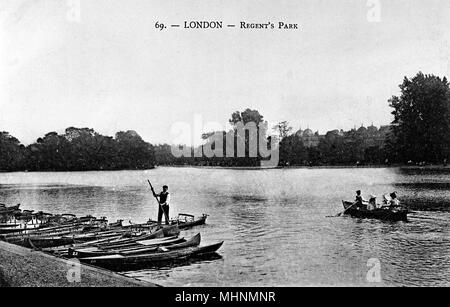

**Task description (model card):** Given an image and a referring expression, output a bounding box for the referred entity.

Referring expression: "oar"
[147,180,170,224]
[333,201,359,217]
[326,201,356,218]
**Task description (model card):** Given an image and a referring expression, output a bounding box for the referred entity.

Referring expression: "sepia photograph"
[0,0,449,294]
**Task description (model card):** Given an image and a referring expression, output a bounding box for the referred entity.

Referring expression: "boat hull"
[176,215,207,229]
[79,241,223,270]
[23,237,75,248]
[147,214,207,229]
[71,234,201,258]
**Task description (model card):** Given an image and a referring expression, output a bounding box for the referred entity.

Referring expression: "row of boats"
[0,204,222,271]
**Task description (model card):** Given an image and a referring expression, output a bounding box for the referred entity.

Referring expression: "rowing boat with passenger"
[342,201,408,222]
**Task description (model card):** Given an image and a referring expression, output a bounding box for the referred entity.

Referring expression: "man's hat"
[356,190,361,194]
[163,185,168,189]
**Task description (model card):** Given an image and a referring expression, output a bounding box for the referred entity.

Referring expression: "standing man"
[153,185,170,225]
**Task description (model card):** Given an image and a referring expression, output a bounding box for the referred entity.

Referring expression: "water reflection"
[116,253,224,273]
[389,168,450,212]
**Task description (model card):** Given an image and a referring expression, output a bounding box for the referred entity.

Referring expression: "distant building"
[295,128,323,148]
[295,125,391,148]
[363,125,391,148]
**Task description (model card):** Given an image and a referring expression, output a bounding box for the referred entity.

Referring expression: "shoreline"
[0,241,157,287]
[1,165,449,173]
[155,165,450,170]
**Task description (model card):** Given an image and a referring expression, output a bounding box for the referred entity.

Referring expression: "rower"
[355,190,368,210]
[153,185,170,225]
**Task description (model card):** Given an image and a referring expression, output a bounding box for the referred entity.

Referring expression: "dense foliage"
[278,128,388,166]
[277,72,449,166]
[0,128,155,171]
[154,109,272,167]
[388,72,450,163]
[0,132,26,171]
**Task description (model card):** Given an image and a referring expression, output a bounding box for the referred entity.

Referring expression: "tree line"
[154,108,272,167]
[1,72,449,171]
[276,72,449,166]
[0,128,155,171]
[158,72,449,167]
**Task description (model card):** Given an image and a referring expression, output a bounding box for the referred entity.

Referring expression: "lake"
[0,167,449,286]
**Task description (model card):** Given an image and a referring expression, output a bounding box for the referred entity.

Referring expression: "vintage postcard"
[0,0,449,294]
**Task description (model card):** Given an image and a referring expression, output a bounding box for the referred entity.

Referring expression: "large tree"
[195,109,269,166]
[24,128,155,171]
[273,121,293,142]
[388,72,450,163]
[0,132,25,171]
[115,130,155,169]
[229,109,267,165]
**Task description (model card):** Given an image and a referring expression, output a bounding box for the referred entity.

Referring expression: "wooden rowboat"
[70,234,200,258]
[119,233,200,255]
[93,229,165,249]
[2,224,95,241]
[41,234,126,255]
[23,236,75,249]
[1,219,92,238]
[148,214,207,229]
[174,214,208,229]
[147,213,208,229]
[0,223,20,228]
[41,231,160,255]
[0,204,21,215]
[20,228,154,249]
[5,225,145,247]
[79,241,223,270]
[0,223,43,234]
[0,204,20,211]
[342,201,408,222]
[159,233,201,251]
[2,216,116,240]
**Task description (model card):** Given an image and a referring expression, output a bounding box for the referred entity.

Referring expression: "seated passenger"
[367,195,377,211]
[389,192,400,208]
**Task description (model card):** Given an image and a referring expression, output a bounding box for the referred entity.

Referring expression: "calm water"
[0,167,449,286]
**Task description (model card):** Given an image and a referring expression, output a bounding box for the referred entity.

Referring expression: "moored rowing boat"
[70,233,201,258]
[24,236,76,248]
[79,241,223,270]
[0,204,21,216]
[147,214,208,229]
[0,205,224,269]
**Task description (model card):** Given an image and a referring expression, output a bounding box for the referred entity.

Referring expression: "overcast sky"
[1,0,449,145]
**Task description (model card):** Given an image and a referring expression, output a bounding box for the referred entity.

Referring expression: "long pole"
[147,180,169,223]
